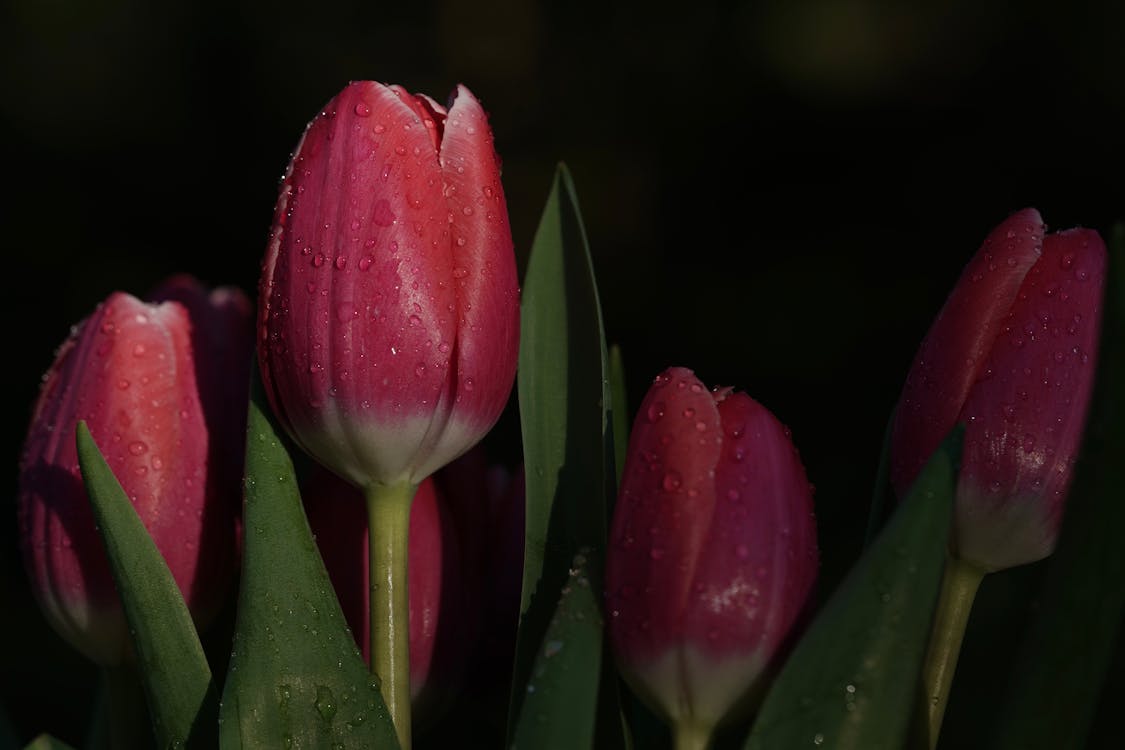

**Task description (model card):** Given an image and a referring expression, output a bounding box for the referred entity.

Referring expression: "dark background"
[3,0,1123,746]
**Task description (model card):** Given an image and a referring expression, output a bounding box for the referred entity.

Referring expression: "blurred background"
[2,0,1122,746]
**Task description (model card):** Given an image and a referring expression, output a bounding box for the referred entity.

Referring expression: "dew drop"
[128,441,148,456]
[354,102,371,117]
[662,470,682,492]
[372,199,396,227]
[358,255,374,271]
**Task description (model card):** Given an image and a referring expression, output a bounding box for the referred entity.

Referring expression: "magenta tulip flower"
[18,282,252,665]
[605,367,818,746]
[258,80,519,490]
[891,208,1106,571]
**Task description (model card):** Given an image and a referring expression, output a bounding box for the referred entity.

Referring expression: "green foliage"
[76,423,216,748]
[511,550,604,749]
[510,165,624,748]
[745,430,961,750]
[217,404,399,749]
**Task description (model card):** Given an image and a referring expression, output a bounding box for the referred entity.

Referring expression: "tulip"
[891,208,1106,572]
[257,80,519,491]
[18,281,252,666]
[302,466,469,723]
[605,367,818,749]
[258,81,519,744]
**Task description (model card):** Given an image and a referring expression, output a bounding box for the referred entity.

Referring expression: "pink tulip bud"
[891,209,1106,571]
[18,281,253,665]
[302,466,470,721]
[605,367,818,736]
[259,81,520,489]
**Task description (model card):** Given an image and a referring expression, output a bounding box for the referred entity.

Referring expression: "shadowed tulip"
[892,209,1106,571]
[18,280,252,665]
[605,367,818,745]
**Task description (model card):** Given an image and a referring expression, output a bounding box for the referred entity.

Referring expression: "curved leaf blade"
[218,403,398,749]
[76,423,216,748]
[512,551,604,749]
[510,164,621,747]
[745,430,960,750]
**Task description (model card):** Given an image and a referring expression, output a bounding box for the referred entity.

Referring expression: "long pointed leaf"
[510,164,621,747]
[76,423,216,748]
[218,403,398,749]
[511,550,603,749]
[745,430,960,750]
[989,224,1125,750]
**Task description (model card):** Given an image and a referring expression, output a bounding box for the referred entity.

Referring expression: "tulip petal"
[260,81,458,486]
[678,393,817,724]
[606,367,722,716]
[892,208,1045,496]
[956,228,1106,570]
[414,85,520,480]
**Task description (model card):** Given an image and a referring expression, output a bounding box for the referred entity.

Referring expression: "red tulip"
[258,81,519,490]
[891,208,1106,571]
[605,367,818,739]
[302,466,470,721]
[18,281,252,665]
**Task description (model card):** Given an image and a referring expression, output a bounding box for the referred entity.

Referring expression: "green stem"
[920,555,985,749]
[102,664,150,749]
[365,481,416,750]
[672,719,713,750]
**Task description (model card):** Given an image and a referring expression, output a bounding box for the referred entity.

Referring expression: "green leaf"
[22,735,76,750]
[744,429,961,750]
[76,423,216,748]
[510,164,622,747]
[218,403,398,750]
[989,224,1125,750]
[511,550,604,749]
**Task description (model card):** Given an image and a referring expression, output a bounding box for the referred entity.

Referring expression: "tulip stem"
[919,555,985,749]
[673,720,713,750]
[365,480,417,750]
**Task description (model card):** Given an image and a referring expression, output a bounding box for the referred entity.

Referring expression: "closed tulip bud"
[18,281,253,665]
[606,367,818,744]
[259,81,520,490]
[892,208,1106,571]
[302,466,469,722]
